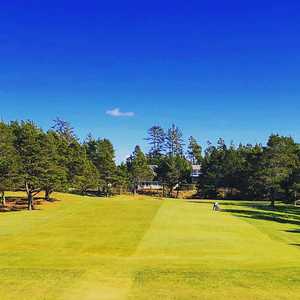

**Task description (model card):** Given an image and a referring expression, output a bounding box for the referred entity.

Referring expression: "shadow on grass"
[186,197,299,227]
[285,229,300,233]
[222,208,300,226]
[0,196,53,213]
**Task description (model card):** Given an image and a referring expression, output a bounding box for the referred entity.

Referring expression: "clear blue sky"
[1,1,300,162]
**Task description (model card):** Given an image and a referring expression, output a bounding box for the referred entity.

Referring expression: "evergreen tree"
[115,163,131,193]
[85,136,116,196]
[165,124,184,156]
[73,155,99,195]
[239,144,264,199]
[156,155,191,197]
[187,136,202,164]
[126,146,153,193]
[0,122,20,206]
[258,134,299,207]
[198,140,226,198]
[41,131,68,200]
[146,125,165,160]
[12,121,49,210]
[51,117,77,144]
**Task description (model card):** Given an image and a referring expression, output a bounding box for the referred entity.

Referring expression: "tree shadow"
[285,229,300,233]
[222,205,300,227]
[0,196,45,212]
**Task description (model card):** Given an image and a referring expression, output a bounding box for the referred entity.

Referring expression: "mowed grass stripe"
[127,200,300,299]
[1,193,300,299]
[0,193,163,300]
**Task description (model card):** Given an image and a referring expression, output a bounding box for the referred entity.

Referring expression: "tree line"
[198,135,300,207]
[0,119,121,210]
[0,119,299,209]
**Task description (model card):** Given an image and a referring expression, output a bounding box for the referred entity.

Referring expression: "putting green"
[0,193,300,299]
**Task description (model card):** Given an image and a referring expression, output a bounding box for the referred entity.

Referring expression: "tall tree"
[85,136,116,196]
[51,118,77,144]
[156,155,191,197]
[258,134,299,207]
[146,125,166,161]
[73,154,99,195]
[187,136,202,164]
[115,163,131,193]
[165,124,184,156]
[41,131,68,200]
[0,122,20,206]
[198,141,226,198]
[126,146,153,193]
[12,121,49,210]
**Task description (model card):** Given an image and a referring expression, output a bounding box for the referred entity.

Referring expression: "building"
[191,164,201,183]
[138,164,202,190]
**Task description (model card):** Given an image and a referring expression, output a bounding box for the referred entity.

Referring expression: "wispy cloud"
[106,108,135,117]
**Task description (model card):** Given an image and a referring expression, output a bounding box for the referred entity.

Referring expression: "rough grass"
[0,192,300,299]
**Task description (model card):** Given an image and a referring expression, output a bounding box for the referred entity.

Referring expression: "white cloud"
[106,108,135,117]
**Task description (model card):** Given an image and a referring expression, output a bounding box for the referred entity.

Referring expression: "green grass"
[1,193,300,299]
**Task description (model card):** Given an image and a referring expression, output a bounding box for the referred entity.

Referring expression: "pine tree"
[258,134,299,207]
[85,136,116,196]
[165,124,184,156]
[12,121,49,210]
[146,125,165,160]
[41,131,68,201]
[187,136,202,164]
[51,118,77,144]
[127,146,153,193]
[156,155,191,197]
[0,122,21,206]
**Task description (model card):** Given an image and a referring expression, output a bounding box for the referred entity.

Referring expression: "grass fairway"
[1,193,300,299]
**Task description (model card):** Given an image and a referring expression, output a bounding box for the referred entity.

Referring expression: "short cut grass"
[0,192,300,299]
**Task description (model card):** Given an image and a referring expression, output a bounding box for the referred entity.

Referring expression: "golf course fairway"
[1,193,300,299]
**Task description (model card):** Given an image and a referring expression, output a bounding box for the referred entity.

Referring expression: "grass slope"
[0,193,300,299]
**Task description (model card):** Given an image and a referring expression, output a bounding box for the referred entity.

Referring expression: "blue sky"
[1,1,300,162]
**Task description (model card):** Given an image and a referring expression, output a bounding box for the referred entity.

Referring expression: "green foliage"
[165,124,185,156]
[0,122,21,205]
[145,125,166,160]
[85,136,116,195]
[41,131,69,200]
[12,121,51,209]
[156,155,191,197]
[127,146,154,190]
[73,155,99,195]
[1,118,300,206]
[115,163,131,190]
[198,135,300,205]
[257,135,300,206]
[187,136,202,164]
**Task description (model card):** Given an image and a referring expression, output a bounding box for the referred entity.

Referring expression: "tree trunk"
[45,189,51,201]
[270,189,275,208]
[1,191,5,207]
[28,191,33,211]
[133,183,138,195]
[169,186,173,197]
[270,198,275,208]
[176,184,180,198]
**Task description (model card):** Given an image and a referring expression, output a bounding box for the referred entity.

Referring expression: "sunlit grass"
[0,193,300,299]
